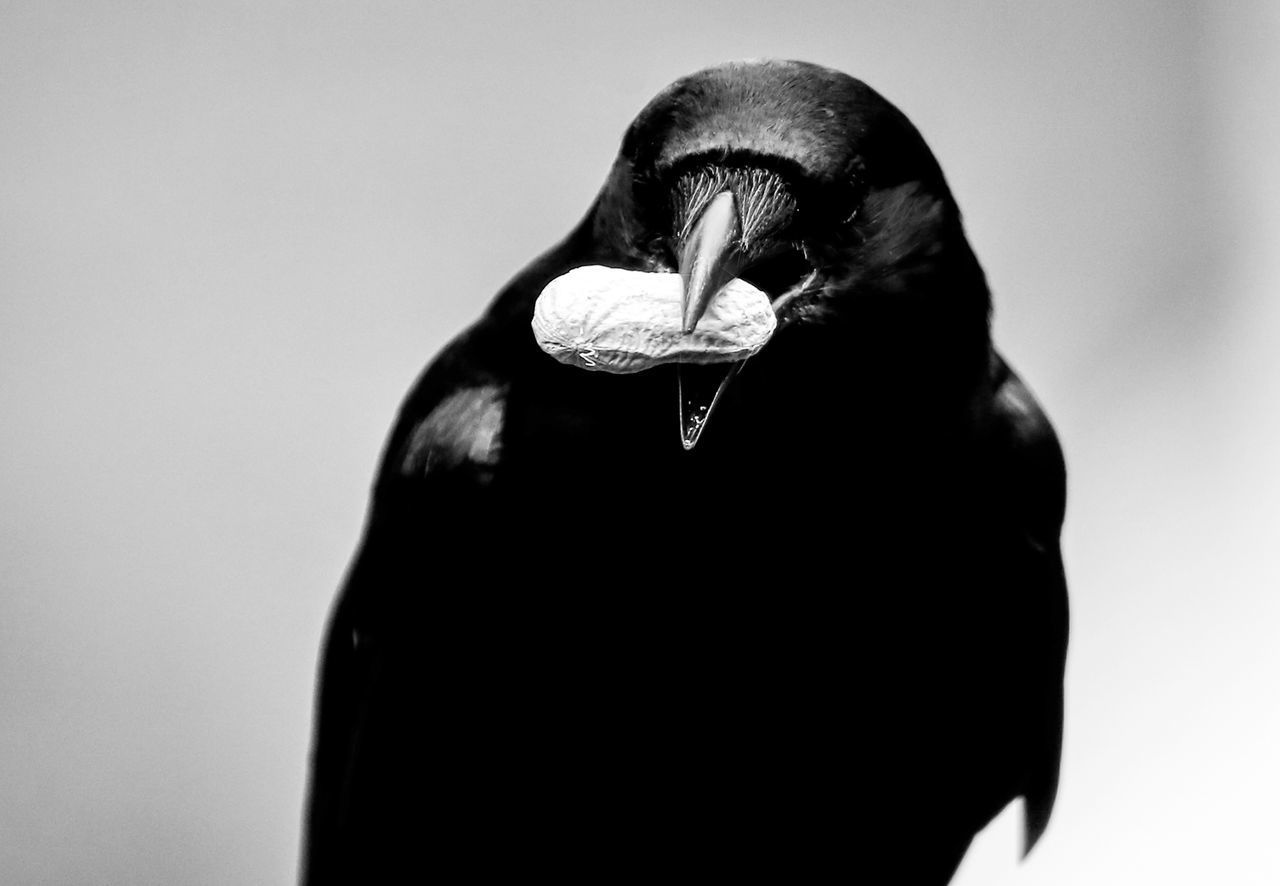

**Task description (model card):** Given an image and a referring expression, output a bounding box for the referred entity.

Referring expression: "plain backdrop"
[2,2,1277,883]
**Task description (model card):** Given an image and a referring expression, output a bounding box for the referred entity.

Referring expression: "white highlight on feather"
[400,385,506,476]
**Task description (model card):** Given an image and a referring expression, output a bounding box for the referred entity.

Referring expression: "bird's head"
[572,60,993,448]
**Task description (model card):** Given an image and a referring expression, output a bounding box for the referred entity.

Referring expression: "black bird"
[302,59,1068,884]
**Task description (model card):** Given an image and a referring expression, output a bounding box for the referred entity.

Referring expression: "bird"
[301,59,1068,884]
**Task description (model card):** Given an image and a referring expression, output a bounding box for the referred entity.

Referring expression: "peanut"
[531,265,776,374]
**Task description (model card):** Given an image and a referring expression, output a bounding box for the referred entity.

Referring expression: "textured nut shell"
[532,266,776,374]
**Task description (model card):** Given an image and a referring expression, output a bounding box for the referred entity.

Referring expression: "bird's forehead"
[634,60,867,182]
[656,120,847,181]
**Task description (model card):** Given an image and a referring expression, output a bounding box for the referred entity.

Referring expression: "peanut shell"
[531,265,776,374]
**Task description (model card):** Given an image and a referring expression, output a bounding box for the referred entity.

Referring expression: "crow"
[301,59,1068,884]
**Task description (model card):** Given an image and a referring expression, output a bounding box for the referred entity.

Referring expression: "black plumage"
[302,59,1068,884]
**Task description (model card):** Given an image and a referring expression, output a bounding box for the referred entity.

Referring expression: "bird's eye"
[641,237,679,274]
[738,246,812,299]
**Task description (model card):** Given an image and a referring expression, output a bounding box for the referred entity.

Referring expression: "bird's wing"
[987,353,1069,855]
[299,331,511,882]
[300,201,617,882]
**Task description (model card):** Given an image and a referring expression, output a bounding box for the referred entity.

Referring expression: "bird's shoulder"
[981,352,1067,547]
[370,207,636,493]
[372,320,523,491]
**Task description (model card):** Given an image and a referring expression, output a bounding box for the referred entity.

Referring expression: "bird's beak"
[678,360,743,450]
[671,170,799,450]
[675,190,746,451]
[679,190,742,334]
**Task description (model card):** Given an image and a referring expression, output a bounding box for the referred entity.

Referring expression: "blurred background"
[2,2,1276,883]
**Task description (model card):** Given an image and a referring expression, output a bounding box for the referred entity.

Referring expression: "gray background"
[2,2,1277,883]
